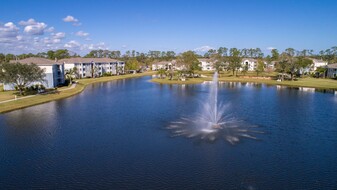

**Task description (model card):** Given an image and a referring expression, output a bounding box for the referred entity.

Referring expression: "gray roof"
[327,63,337,69]
[242,58,257,62]
[152,60,176,65]
[59,57,122,63]
[10,57,59,65]
[310,58,327,63]
[198,58,210,62]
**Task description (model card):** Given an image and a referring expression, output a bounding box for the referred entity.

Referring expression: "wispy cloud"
[193,45,215,52]
[76,31,89,37]
[19,19,48,35]
[63,15,78,23]
[63,15,81,26]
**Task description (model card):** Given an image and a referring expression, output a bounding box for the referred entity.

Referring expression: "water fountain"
[167,72,262,144]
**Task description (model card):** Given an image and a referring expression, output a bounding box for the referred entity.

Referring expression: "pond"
[0,76,337,189]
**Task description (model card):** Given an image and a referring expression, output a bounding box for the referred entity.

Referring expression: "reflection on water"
[3,101,59,145]
[0,76,336,189]
[169,74,263,144]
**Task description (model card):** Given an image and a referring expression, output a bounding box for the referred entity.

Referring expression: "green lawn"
[217,77,337,90]
[151,73,337,90]
[151,77,205,84]
[0,72,155,113]
[0,90,17,102]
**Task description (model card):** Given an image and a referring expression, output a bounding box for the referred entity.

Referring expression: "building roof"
[198,58,215,62]
[242,58,257,62]
[10,57,59,65]
[310,58,327,63]
[59,57,122,63]
[326,63,337,69]
[152,60,176,65]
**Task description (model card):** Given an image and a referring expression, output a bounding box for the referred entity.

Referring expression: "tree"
[0,53,5,63]
[271,49,279,61]
[285,48,297,80]
[157,68,166,79]
[73,67,79,79]
[295,57,313,76]
[255,59,265,76]
[54,49,70,59]
[47,50,55,60]
[0,62,45,95]
[125,58,140,71]
[228,48,242,76]
[65,67,78,84]
[178,51,201,77]
[276,53,290,81]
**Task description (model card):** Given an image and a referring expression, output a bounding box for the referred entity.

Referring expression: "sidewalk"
[0,83,77,104]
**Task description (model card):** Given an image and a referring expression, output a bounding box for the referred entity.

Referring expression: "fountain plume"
[167,72,262,144]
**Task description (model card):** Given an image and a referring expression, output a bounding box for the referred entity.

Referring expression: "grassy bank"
[151,74,337,90]
[151,77,205,84]
[217,77,337,90]
[0,72,155,113]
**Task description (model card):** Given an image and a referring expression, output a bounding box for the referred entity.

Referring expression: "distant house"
[152,61,169,71]
[198,58,215,71]
[152,60,179,70]
[60,58,125,78]
[241,58,257,71]
[326,63,337,78]
[311,59,328,71]
[4,57,65,90]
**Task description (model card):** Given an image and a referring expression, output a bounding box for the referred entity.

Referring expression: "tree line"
[1,46,337,75]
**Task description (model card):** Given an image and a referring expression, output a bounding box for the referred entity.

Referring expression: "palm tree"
[65,68,75,85]
[157,68,166,79]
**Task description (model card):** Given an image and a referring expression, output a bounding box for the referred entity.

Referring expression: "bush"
[103,72,112,77]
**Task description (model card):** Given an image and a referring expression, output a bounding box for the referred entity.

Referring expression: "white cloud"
[122,45,127,48]
[63,15,79,22]
[52,32,66,39]
[19,18,37,26]
[193,45,215,52]
[52,39,61,43]
[63,16,81,26]
[46,27,55,32]
[80,42,109,51]
[0,18,107,55]
[16,35,23,41]
[64,40,80,48]
[73,22,82,26]
[75,30,89,37]
[19,19,48,35]
[267,47,276,50]
[0,22,19,38]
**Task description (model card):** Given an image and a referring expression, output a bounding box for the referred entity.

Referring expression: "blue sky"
[0,0,337,55]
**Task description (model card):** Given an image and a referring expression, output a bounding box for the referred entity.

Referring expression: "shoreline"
[150,77,337,91]
[1,72,336,113]
[0,72,155,114]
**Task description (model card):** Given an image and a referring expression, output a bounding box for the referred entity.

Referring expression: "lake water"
[1,76,337,189]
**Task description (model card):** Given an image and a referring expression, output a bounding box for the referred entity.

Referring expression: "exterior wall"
[71,61,125,78]
[327,68,337,78]
[241,59,257,71]
[200,61,215,71]
[152,64,165,70]
[3,65,61,90]
[312,60,328,71]
[52,64,65,86]
[64,63,75,71]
